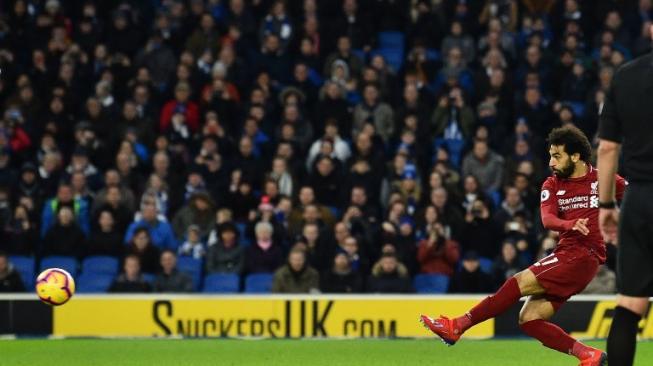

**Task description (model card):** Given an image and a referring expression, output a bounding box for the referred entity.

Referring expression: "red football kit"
[536,165,627,308]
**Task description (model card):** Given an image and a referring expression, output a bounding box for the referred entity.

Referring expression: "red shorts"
[528,247,600,310]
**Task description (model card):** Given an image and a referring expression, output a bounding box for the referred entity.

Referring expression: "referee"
[597,24,653,366]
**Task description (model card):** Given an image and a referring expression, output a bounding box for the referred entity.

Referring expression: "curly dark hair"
[547,125,592,162]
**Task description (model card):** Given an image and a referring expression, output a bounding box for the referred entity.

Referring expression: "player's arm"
[539,180,587,234]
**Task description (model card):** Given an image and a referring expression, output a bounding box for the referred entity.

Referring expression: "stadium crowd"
[0,0,649,294]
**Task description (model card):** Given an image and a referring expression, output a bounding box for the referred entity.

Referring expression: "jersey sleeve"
[598,73,623,143]
[540,178,575,232]
[616,174,628,201]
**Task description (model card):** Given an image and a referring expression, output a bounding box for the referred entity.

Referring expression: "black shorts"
[617,183,653,296]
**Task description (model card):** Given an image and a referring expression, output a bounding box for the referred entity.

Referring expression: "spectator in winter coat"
[417,225,461,277]
[205,222,244,274]
[178,225,206,260]
[125,228,161,274]
[41,183,90,238]
[366,253,413,293]
[109,255,151,293]
[87,209,123,257]
[461,139,505,192]
[0,252,25,292]
[124,199,178,251]
[320,253,364,293]
[449,251,494,293]
[153,250,193,293]
[42,206,86,258]
[272,246,319,293]
[352,84,394,143]
[244,222,284,274]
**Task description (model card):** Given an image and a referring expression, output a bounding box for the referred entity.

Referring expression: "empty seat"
[176,257,202,291]
[378,31,405,50]
[76,273,114,293]
[9,256,35,289]
[202,273,240,293]
[478,257,494,274]
[39,256,78,277]
[244,273,273,293]
[413,274,450,294]
[82,256,119,276]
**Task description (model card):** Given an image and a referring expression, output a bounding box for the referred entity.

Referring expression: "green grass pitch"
[2,339,652,365]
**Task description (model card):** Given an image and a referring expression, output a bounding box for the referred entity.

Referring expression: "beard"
[553,161,575,178]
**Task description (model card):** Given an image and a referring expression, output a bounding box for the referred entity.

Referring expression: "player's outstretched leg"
[520,296,606,366]
[420,275,522,345]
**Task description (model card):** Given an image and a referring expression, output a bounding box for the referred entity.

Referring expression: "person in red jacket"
[159,82,199,133]
[417,224,460,277]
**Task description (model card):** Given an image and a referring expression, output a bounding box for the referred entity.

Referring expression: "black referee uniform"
[599,50,653,366]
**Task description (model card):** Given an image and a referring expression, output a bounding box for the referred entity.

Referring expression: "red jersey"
[540,165,627,262]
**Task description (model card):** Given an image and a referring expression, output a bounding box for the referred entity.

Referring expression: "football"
[35,268,76,306]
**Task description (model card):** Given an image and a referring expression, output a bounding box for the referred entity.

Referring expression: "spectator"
[125,228,160,274]
[42,206,86,258]
[491,241,527,290]
[4,204,38,256]
[417,224,461,277]
[244,221,284,274]
[153,250,194,293]
[124,198,178,251]
[41,183,90,237]
[460,199,500,258]
[178,225,206,260]
[172,191,215,240]
[87,209,122,257]
[205,222,244,274]
[366,253,413,293]
[449,251,494,293]
[352,83,394,143]
[109,255,151,293]
[461,139,504,192]
[272,246,319,293]
[0,251,25,292]
[320,252,364,293]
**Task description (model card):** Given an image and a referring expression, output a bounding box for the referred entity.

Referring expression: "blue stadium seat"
[244,273,273,293]
[39,256,78,277]
[202,273,240,293]
[176,257,202,291]
[478,257,494,274]
[81,256,119,276]
[413,274,450,294]
[235,222,251,247]
[378,31,405,50]
[425,48,440,61]
[9,256,35,289]
[351,48,367,62]
[142,273,156,284]
[76,273,114,293]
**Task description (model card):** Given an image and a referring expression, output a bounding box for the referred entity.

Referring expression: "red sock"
[454,277,521,333]
[521,319,586,358]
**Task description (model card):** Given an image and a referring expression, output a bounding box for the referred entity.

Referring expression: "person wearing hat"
[178,224,206,260]
[449,250,494,293]
[172,191,215,241]
[205,222,244,274]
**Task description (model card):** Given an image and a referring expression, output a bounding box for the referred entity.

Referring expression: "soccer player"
[420,125,626,366]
